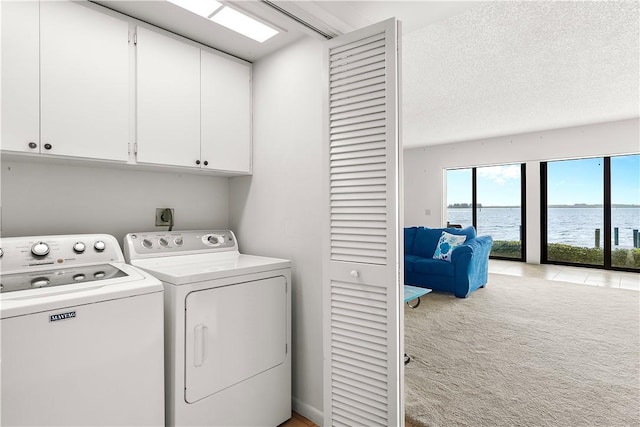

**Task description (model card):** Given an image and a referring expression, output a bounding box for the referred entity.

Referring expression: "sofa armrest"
[450,235,494,297]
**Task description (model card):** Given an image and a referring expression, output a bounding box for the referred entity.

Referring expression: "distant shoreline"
[448,204,640,208]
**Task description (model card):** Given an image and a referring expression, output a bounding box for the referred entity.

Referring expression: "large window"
[611,154,640,270]
[446,164,526,260]
[446,168,472,228]
[542,154,639,272]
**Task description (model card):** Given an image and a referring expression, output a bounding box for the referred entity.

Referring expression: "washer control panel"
[0,234,123,274]
[124,230,238,260]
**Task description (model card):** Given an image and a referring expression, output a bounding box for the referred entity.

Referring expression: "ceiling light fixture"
[209,7,279,43]
[167,0,222,19]
[167,0,279,43]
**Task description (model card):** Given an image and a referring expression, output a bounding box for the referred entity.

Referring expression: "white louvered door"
[323,18,403,427]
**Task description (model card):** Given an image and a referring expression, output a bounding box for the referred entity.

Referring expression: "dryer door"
[184,275,287,403]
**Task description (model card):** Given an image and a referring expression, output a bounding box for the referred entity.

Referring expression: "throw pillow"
[432,231,466,262]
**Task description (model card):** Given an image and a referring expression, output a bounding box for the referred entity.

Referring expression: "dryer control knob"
[174,237,184,246]
[207,235,222,245]
[94,240,106,252]
[159,238,169,247]
[142,239,153,249]
[0,248,3,258]
[73,242,86,253]
[31,242,50,257]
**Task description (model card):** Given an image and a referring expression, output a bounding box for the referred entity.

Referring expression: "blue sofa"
[404,226,493,298]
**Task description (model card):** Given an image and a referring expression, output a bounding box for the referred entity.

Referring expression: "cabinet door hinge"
[134,143,138,154]
[133,32,138,45]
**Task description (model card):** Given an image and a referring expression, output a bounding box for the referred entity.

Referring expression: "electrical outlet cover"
[155,208,173,226]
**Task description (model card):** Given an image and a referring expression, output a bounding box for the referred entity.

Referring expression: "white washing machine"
[124,230,291,427]
[0,234,164,426]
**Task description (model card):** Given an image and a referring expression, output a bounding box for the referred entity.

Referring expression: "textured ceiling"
[402,1,640,148]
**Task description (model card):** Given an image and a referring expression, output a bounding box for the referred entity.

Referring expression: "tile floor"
[489,259,639,291]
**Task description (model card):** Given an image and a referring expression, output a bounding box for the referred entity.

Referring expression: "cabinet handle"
[43,143,52,150]
[28,142,37,149]
[203,160,208,166]
[195,160,201,165]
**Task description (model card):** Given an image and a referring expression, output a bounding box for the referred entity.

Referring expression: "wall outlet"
[155,208,174,226]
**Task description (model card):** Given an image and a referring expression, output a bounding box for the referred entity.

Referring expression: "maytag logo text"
[49,311,76,322]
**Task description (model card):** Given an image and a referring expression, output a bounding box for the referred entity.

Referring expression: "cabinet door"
[1,0,40,153]
[201,50,252,173]
[40,1,129,161]
[136,27,201,168]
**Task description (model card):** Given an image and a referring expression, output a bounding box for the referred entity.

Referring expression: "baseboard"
[292,396,323,426]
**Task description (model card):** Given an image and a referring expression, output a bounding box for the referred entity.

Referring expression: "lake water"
[447,207,640,249]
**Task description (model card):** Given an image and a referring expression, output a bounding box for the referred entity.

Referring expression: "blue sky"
[446,154,640,206]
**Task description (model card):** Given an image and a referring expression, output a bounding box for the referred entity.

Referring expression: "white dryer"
[0,234,164,426]
[124,230,291,427]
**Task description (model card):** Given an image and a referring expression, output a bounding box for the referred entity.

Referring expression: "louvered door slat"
[330,60,385,82]
[331,116,386,134]
[330,87,385,107]
[325,18,401,427]
[330,104,385,122]
[330,38,385,65]
[330,68,386,90]
[331,48,386,75]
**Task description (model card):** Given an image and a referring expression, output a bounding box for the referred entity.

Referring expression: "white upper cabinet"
[39,1,129,161]
[136,27,201,168]
[201,50,252,173]
[1,1,129,161]
[1,1,251,174]
[1,1,40,153]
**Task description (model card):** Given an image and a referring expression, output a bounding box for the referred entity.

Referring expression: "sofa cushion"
[404,254,424,272]
[413,258,455,277]
[412,227,441,258]
[412,226,477,258]
[433,231,467,262]
[404,227,419,255]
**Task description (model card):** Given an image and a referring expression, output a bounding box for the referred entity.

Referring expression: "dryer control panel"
[124,230,238,260]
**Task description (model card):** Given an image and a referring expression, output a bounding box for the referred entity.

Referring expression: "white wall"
[229,37,325,424]
[0,158,229,244]
[404,118,640,263]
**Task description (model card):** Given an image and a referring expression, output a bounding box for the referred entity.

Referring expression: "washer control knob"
[174,237,184,246]
[31,277,50,288]
[31,242,50,257]
[0,248,3,258]
[94,271,105,279]
[142,239,153,249]
[73,242,86,253]
[73,274,85,282]
[94,240,106,252]
[159,238,169,247]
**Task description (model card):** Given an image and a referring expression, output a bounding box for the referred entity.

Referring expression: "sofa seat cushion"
[413,258,455,277]
[404,255,424,272]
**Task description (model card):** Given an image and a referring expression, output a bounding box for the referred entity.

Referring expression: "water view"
[447,206,640,249]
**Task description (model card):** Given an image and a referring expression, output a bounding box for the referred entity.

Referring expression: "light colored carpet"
[404,273,640,427]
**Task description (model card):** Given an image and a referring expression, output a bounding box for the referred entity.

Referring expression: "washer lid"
[129,252,291,285]
[0,263,162,319]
